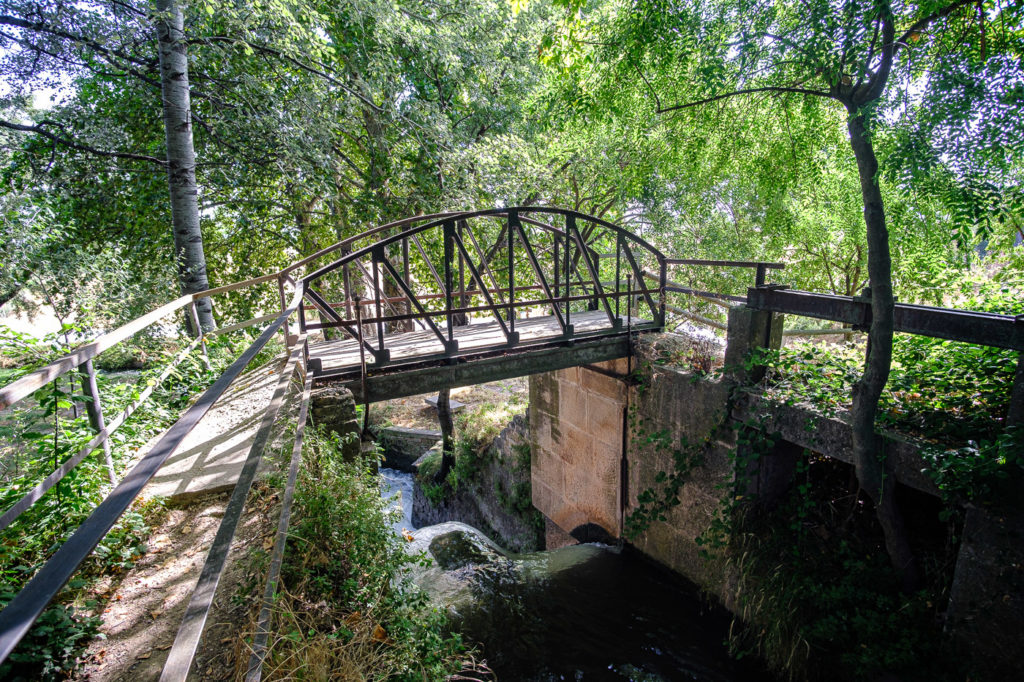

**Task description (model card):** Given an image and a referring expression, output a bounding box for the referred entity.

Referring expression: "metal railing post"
[457,219,468,319]
[615,233,622,321]
[371,252,385,357]
[402,237,411,330]
[79,359,116,484]
[342,246,353,320]
[189,301,210,370]
[443,220,455,349]
[554,233,560,318]
[564,216,571,329]
[659,256,668,328]
[508,211,516,333]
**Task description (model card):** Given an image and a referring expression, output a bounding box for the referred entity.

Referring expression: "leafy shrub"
[265,427,465,680]
[0,594,99,682]
[728,455,960,682]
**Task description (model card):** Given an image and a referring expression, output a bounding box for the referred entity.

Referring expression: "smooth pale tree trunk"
[846,110,919,592]
[155,0,213,333]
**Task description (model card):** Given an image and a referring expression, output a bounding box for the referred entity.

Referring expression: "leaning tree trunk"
[434,387,455,485]
[846,110,919,592]
[155,0,214,333]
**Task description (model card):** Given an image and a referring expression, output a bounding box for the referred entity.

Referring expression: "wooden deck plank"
[308,310,644,376]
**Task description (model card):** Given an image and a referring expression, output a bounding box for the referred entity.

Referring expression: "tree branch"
[658,85,832,113]
[895,0,976,53]
[0,14,155,69]
[188,36,383,112]
[0,119,166,165]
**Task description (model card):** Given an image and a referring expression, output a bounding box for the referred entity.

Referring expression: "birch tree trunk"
[155,0,213,333]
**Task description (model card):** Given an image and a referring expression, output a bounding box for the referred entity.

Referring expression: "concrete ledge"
[731,391,938,495]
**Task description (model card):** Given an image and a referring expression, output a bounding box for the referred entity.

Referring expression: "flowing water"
[380,469,773,682]
[380,467,415,534]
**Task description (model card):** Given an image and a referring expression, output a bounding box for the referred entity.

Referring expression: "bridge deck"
[308,310,648,400]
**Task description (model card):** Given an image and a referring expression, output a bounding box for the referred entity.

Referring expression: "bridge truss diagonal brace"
[373,245,456,354]
[619,238,658,320]
[303,286,379,360]
[567,215,619,329]
[451,228,519,344]
[463,224,507,306]
[512,214,569,336]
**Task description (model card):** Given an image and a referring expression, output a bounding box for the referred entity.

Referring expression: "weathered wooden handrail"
[245,351,313,681]
[0,287,304,667]
[0,294,192,412]
[160,334,307,682]
[747,287,1024,351]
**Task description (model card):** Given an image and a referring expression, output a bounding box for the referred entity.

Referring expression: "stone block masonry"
[529,359,629,539]
[309,385,361,460]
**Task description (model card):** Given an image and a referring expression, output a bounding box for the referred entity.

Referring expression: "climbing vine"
[620,345,977,681]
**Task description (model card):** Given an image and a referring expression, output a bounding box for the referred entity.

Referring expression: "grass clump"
[257,427,465,680]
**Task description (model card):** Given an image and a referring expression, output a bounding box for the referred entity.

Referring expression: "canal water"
[380,469,774,681]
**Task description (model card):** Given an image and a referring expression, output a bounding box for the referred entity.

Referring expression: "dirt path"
[75,358,299,681]
[73,368,524,680]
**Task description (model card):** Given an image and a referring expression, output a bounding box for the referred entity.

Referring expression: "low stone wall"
[372,425,441,471]
[412,414,544,553]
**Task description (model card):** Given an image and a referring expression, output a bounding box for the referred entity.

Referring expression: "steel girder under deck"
[308,311,644,402]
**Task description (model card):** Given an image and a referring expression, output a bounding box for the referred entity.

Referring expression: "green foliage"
[270,426,465,679]
[727,455,960,682]
[920,427,1024,504]
[0,595,99,682]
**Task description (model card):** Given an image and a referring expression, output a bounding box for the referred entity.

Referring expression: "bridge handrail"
[278,212,468,279]
[0,287,305,670]
[302,207,666,283]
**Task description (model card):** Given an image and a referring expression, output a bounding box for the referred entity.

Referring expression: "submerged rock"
[404,522,772,681]
[405,523,611,675]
